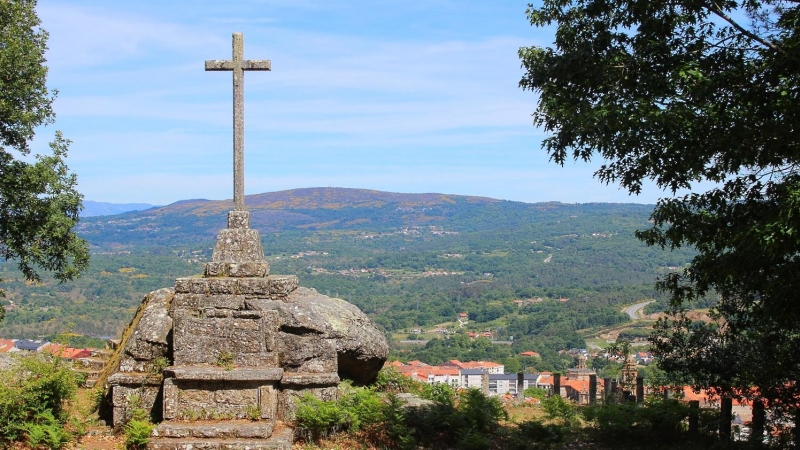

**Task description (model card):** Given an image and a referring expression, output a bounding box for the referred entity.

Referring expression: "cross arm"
[205,60,272,71]
[205,60,235,71]
[242,60,271,70]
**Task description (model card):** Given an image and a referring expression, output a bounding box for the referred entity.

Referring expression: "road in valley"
[624,300,655,320]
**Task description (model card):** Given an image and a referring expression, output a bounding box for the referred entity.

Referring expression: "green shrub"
[292,384,506,450]
[455,428,493,450]
[216,351,234,370]
[516,419,567,445]
[382,394,414,450]
[338,384,385,431]
[542,395,577,426]
[458,388,507,434]
[420,382,456,406]
[294,385,390,442]
[374,367,420,394]
[404,388,506,450]
[523,386,548,400]
[0,353,78,443]
[24,410,72,449]
[403,401,456,446]
[245,404,261,421]
[294,393,347,442]
[123,419,153,450]
[581,398,692,443]
[149,356,170,374]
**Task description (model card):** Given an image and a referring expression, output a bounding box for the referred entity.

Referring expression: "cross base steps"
[148,425,292,450]
[153,420,276,439]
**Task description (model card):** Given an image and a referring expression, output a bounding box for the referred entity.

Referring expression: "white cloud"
[33,1,637,206]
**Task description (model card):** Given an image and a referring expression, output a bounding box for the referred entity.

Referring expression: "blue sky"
[31,0,656,205]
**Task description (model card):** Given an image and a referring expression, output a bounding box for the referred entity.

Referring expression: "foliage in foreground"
[0,0,89,301]
[0,353,80,448]
[296,369,774,449]
[520,0,800,412]
[294,376,507,450]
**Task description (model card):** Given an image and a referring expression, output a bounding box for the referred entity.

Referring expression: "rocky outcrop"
[247,287,388,384]
[119,288,173,373]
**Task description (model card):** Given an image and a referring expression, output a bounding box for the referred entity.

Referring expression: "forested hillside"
[0,188,698,366]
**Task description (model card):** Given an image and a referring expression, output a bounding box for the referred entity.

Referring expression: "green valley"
[0,188,700,365]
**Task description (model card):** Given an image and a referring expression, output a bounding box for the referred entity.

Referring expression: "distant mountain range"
[82,200,157,217]
[76,187,657,253]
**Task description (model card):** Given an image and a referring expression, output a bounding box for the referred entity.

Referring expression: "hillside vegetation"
[0,188,705,361]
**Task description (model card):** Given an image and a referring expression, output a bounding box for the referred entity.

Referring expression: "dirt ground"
[66,433,125,450]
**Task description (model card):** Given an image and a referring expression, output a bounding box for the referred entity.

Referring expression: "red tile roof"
[0,339,15,353]
[678,386,748,406]
[41,344,93,359]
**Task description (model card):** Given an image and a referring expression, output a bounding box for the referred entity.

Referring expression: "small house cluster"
[0,338,94,357]
[0,338,109,386]
[387,358,605,403]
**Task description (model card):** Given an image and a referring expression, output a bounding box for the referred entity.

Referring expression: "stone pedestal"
[148,211,337,449]
[103,211,384,449]
[108,373,164,427]
[162,367,283,421]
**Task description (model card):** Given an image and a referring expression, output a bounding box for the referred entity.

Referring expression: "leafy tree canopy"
[520,0,800,412]
[0,0,88,302]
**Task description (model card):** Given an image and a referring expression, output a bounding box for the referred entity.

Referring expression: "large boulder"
[247,287,389,384]
[111,286,388,385]
[119,288,173,373]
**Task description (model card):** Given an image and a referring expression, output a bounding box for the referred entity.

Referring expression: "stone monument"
[103,33,388,450]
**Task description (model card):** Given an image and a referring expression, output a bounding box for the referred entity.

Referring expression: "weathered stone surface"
[108,382,162,427]
[239,276,298,298]
[396,393,435,408]
[166,367,283,381]
[162,378,178,420]
[169,381,257,419]
[277,332,337,373]
[148,426,292,450]
[205,261,270,278]
[175,277,297,298]
[170,293,199,309]
[108,373,163,386]
[173,317,262,365]
[280,372,340,387]
[259,385,278,420]
[119,288,173,372]
[227,211,251,229]
[212,228,265,263]
[163,379,278,422]
[128,288,173,357]
[248,287,388,384]
[172,309,280,367]
[153,421,274,439]
[263,276,297,298]
[174,278,197,294]
[199,294,245,310]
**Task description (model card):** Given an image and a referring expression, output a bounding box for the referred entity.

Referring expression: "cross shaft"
[205,33,271,211]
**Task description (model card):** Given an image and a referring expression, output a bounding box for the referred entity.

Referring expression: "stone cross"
[205,32,271,211]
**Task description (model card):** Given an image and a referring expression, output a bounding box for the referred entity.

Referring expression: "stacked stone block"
[105,210,386,449]
[147,211,339,449]
[107,288,174,427]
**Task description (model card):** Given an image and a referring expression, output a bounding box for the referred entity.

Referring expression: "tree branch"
[709,3,783,52]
